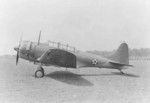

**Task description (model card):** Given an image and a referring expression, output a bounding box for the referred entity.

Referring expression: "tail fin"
[108,43,129,65]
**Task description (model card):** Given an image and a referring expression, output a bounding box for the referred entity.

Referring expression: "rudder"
[108,43,129,65]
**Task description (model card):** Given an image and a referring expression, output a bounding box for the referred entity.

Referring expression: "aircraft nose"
[14,46,19,51]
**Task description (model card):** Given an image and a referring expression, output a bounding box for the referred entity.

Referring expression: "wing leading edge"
[37,49,77,68]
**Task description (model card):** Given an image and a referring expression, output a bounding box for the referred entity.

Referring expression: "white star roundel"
[92,59,98,65]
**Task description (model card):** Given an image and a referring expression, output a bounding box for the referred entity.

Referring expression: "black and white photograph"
[0,0,150,103]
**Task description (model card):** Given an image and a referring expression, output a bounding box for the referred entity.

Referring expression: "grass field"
[0,58,150,103]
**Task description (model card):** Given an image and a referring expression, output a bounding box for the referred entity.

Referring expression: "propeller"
[16,34,23,65]
[16,50,19,65]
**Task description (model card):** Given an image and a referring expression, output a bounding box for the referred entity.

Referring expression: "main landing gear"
[119,70,124,74]
[35,64,45,78]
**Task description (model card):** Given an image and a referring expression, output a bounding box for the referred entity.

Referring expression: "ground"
[0,58,150,103]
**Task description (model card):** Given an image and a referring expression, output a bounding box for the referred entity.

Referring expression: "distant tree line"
[129,48,150,57]
[86,48,150,58]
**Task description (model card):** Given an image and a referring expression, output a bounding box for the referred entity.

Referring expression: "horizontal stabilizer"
[109,61,133,67]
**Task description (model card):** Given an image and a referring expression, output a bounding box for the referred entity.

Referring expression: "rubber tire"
[35,70,44,78]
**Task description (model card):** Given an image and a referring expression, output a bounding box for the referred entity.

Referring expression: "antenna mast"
[38,30,41,45]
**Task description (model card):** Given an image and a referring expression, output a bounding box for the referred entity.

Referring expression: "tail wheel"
[35,69,44,78]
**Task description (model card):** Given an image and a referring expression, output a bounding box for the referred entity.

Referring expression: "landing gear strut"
[119,70,124,74]
[35,64,45,78]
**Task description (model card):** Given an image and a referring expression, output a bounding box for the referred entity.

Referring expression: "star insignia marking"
[92,59,98,65]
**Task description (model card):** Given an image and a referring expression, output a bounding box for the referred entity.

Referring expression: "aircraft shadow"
[45,71,93,86]
[79,72,140,78]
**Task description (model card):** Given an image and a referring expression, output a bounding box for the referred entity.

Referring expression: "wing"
[109,61,133,67]
[37,49,77,68]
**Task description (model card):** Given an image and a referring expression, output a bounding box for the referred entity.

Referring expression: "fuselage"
[14,41,128,70]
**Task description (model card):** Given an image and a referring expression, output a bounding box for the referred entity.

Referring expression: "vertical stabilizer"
[108,43,129,64]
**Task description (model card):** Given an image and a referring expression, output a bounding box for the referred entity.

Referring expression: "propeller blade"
[19,34,23,47]
[16,34,23,65]
[16,50,19,65]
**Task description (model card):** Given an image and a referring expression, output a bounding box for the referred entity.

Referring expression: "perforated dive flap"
[48,49,76,68]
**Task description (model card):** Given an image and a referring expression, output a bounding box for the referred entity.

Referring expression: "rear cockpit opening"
[45,40,78,52]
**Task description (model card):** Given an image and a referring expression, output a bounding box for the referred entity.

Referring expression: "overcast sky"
[0,0,150,55]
